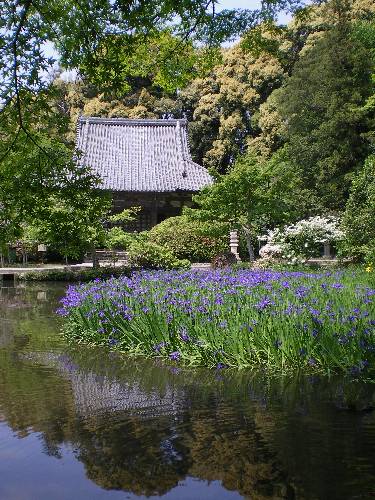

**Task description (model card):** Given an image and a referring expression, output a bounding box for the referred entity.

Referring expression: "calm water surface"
[1,282,375,500]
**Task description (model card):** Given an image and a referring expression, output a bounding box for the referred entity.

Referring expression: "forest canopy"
[1,0,375,262]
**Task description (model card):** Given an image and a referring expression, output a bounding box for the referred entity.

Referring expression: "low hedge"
[127,240,190,270]
[17,266,132,282]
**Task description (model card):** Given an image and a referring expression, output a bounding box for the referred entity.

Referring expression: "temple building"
[76,116,213,230]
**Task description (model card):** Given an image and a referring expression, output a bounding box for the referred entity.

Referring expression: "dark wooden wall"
[111,191,195,231]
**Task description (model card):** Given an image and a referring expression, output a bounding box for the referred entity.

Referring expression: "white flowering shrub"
[259,242,284,259]
[259,216,344,262]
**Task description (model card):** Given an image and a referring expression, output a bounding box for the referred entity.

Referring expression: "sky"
[219,0,261,6]
[218,0,292,24]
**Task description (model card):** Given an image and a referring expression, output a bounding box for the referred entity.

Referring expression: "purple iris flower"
[349,360,368,376]
[255,297,274,310]
[180,329,190,342]
[216,362,227,370]
[153,341,167,352]
[169,351,180,361]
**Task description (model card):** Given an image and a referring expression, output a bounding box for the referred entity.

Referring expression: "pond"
[1,282,375,500]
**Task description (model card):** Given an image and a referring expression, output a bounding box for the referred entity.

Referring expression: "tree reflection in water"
[0,283,375,499]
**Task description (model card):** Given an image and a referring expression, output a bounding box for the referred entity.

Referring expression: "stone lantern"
[229,230,241,261]
[37,244,47,264]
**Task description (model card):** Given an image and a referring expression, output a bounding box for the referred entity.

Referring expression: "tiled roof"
[76,117,213,192]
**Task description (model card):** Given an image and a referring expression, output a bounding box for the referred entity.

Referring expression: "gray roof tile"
[76,117,213,192]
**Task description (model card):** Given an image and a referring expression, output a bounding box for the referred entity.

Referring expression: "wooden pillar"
[151,194,158,227]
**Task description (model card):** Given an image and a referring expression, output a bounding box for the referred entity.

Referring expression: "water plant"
[58,269,375,378]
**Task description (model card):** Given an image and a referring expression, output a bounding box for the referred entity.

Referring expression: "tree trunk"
[242,226,255,262]
[92,245,100,269]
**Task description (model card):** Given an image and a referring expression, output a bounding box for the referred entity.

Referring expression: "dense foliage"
[1,0,375,265]
[342,155,375,262]
[148,215,228,262]
[127,240,190,270]
[0,0,299,261]
[273,7,374,211]
[188,0,375,260]
[191,154,299,260]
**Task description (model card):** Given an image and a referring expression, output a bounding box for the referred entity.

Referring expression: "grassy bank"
[58,269,375,378]
[17,266,132,282]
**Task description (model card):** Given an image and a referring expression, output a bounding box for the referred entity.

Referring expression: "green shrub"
[18,266,131,282]
[148,215,228,262]
[105,227,150,251]
[105,227,135,250]
[127,240,190,270]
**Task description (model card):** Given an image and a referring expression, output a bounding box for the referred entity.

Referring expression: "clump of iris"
[58,268,375,377]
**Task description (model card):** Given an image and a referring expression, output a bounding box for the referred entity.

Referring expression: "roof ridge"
[79,116,188,126]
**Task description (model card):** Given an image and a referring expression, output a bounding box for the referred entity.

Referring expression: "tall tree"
[191,154,300,260]
[1,0,294,134]
[272,0,374,211]
[180,38,286,172]
[0,0,300,242]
